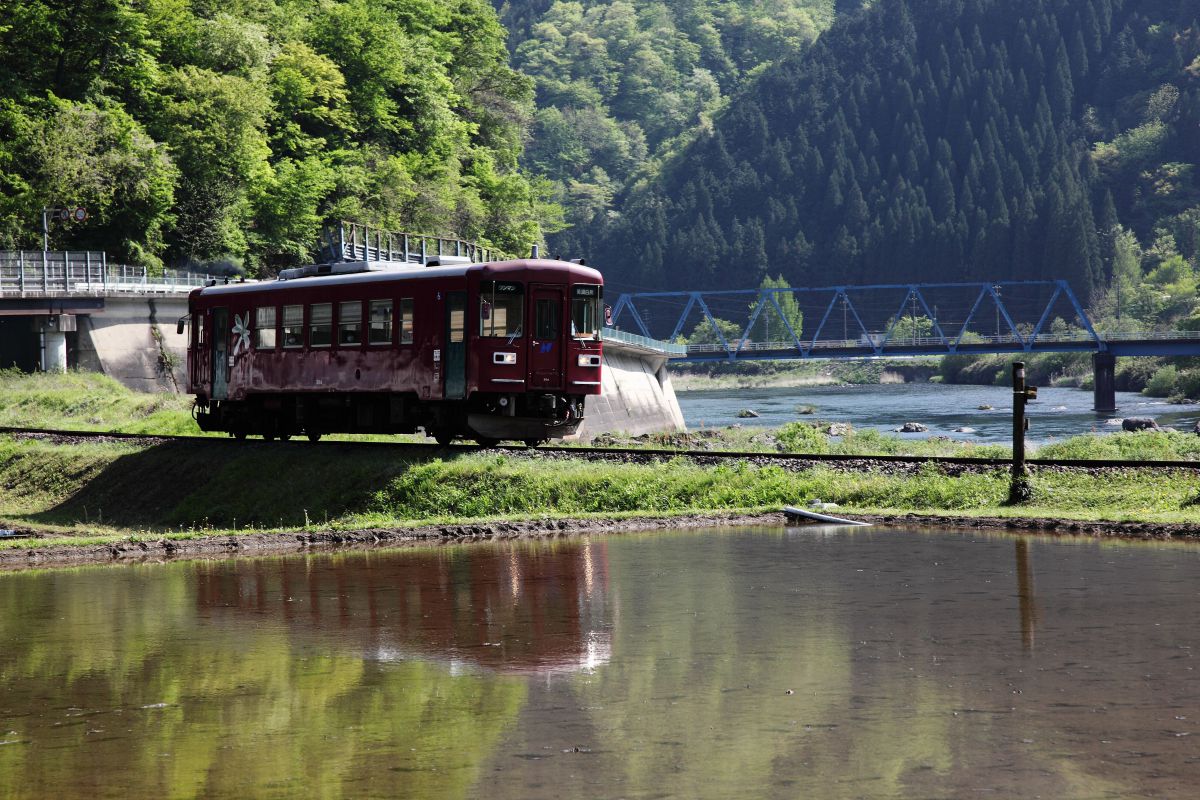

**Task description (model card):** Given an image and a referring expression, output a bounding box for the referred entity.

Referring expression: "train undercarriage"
[194,391,586,447]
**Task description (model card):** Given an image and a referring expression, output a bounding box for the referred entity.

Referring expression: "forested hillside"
[493,0,843,257]
[593,0,1200,297]
[0,0,551,273]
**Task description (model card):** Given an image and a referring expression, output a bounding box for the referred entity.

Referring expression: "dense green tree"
[0,0,553,274]
[498,0,838,261]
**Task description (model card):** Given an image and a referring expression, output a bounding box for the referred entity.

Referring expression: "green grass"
[2,369,1198,463]
[2,436,1199,551]
[0,369,199,434]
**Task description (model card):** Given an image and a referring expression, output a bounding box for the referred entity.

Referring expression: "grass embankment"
[2,435,1199,553]
[6,369,1200,461]
[0,369,199,434]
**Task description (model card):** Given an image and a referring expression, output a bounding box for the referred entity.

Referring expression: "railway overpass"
[0,251,208,391]
[609,280,1200,412]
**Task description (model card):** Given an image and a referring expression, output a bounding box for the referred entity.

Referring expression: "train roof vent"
[424,256,473,267]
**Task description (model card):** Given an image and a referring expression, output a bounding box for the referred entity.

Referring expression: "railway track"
[4,425,1200,472]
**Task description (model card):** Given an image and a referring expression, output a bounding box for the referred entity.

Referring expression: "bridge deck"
[677,331,1200,360]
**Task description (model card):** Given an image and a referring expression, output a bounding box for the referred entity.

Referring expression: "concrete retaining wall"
[575,341,686,440]
[77,296,189,393]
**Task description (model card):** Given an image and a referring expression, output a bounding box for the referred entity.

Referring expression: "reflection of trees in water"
[514,530,964,799]
[484,531,1146,799]
[1,533,1194,798]
[0,541,614,798]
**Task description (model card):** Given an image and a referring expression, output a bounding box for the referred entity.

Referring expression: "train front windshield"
[571,285,602,338]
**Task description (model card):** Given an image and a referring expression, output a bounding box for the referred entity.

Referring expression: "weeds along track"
[6,426,1200,475]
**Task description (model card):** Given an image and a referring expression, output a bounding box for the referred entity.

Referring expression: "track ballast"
[4,425,1200,472]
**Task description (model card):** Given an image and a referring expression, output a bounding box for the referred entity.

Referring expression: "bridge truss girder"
[609,280,1100,361]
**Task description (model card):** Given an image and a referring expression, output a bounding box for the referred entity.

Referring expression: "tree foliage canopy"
[0,0,553,273]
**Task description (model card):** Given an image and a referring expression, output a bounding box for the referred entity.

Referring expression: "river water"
[2,528,1199,798]
[677,383,1200,443]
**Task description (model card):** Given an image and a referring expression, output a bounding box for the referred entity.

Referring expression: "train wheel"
[523,438,547,448]
[475,437,500,448]
[433,430,455,447]
[307,432,322,443]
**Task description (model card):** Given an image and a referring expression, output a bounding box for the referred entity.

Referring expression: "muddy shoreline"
[3,510,1199,571]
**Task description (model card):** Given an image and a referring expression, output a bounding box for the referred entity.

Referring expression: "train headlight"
[577,354,601,367]
[493,352,517,365]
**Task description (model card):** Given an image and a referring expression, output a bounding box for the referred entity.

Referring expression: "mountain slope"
[595,0,1200,294]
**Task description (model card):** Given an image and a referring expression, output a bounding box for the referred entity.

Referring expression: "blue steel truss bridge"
[608,280,1200,411]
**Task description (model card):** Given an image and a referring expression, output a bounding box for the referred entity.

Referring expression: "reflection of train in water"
[194,542,613,675]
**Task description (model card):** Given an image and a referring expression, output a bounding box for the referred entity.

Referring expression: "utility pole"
[1009,361,1038,503]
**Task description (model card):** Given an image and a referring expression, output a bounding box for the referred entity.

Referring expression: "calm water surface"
[677,383,1200,443]
[2,528,1200,798]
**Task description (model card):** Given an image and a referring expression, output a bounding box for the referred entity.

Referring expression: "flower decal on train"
[231,313,250,357]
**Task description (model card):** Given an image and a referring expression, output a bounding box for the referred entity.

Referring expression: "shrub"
[1144,365,1179,396]
[776,422,829,454]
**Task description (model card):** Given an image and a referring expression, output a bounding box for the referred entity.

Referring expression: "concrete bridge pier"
[41,328,67,372]
[1093,352,1117,412]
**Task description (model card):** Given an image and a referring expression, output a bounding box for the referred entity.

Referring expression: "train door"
[529,285,565,389]
[211,306,229,401]
[444,291,466,399]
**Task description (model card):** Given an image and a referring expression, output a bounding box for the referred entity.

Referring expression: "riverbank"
[668,359,939,391]
[3,434,1199,569]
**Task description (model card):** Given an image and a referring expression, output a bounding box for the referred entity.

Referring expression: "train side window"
[571,285,602,338]
[369,300,393,344]
[339,301,362,346]
[309,303,332,347]
[282,305,303,348]
[479,281,523,337]
[197,314,205,344]
[535,298,559,340]
[399,297,414,344]
[255,306,277,349]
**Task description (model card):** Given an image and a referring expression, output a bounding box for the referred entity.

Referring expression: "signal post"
[1009,361,1037,503]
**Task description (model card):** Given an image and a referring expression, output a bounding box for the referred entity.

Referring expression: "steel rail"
[4,426,1200,471]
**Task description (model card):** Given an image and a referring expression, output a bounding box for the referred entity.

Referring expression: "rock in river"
[895,421,928,433]
[1122,417,1159,432]
[736,409,760,418]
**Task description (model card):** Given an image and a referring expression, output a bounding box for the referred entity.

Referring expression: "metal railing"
[0,251,215,296]
[601,327,687,355]
[683,329,1200,356]
[319,221,511,265]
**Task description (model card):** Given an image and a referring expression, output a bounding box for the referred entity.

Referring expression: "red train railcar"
[183,257,604,445]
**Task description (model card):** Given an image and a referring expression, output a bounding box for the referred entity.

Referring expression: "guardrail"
[682,329,1200,356]
[319,222,510,265]
[0,251,216,296]
[601,327,687,356]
